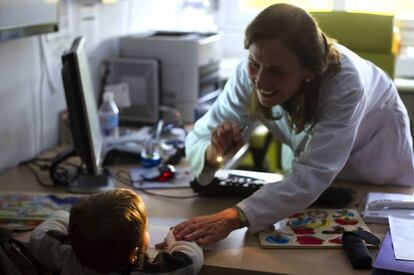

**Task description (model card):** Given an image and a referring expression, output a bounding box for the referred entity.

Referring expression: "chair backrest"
[311,11,397,78]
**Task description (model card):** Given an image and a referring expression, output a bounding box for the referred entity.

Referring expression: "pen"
[368,199,414,210]
[216,125,248,163]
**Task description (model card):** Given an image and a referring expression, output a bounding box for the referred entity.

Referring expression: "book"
[362,192,414,224]
[258,208,373,248]
[372,231,414,274]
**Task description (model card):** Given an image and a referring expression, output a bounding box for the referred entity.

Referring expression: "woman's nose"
[255,69,271,90]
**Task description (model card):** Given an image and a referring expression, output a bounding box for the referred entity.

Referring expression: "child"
[30,189,203,274]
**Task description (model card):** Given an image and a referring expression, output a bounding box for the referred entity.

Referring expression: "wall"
[0,0,183,173]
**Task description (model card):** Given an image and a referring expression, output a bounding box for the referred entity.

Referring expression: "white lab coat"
[185,44,414,233]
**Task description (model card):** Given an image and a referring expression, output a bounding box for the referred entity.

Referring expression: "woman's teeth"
[259,89,275,95]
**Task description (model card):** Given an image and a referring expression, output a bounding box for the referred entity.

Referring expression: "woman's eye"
[270,68,288,75]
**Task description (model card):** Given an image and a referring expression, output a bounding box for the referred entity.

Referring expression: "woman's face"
[248,38,312,108]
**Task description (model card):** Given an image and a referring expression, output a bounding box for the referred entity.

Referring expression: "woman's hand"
[173,207,243,246]
[205,121,245,166]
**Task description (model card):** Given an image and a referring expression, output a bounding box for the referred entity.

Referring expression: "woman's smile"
[256,88,284,106]
[258,89,281,96]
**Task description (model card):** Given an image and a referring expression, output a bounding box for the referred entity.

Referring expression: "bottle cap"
[103,91,114,102]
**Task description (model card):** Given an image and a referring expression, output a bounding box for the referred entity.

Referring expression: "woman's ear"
[129,247,139,264]
[303,68,314,83]
[304,73,314,83]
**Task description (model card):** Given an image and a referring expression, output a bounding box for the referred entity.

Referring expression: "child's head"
[68,188,148,272]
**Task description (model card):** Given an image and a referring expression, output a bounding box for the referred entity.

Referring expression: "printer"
[119,31,222,123]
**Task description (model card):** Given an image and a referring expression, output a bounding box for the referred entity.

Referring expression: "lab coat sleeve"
[165,229,204,274]
[237,87,367,233]
[185,59,255,180]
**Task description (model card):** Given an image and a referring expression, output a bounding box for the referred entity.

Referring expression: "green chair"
[311,11,399,78]
[238,11,399,173]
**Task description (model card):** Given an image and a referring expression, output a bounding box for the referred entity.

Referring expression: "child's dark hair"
[68,189,147,272]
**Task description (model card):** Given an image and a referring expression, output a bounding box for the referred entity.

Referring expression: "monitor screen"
[61,37,103,176]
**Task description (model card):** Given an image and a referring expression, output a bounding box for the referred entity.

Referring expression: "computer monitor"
[60,36,113,193]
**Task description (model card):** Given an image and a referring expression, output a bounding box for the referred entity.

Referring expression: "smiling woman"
[174,3,414,246]
[244,3,341,133]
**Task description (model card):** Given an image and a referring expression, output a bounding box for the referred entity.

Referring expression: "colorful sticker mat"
[0,192,82,230]
[259,209,373,248]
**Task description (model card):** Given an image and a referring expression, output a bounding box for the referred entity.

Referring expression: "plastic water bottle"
[99,91,119,137]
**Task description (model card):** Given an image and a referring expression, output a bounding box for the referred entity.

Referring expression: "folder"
[372,231,414,274]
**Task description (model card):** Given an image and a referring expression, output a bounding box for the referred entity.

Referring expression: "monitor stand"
[68,173,114,194]
[49,147,114,194]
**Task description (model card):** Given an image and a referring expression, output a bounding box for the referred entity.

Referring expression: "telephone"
[190,169,355,208]
[190,173,267,197]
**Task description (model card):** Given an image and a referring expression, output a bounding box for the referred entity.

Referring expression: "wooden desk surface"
[1,165,413,275]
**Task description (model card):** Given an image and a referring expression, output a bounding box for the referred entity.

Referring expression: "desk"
[1,165,413,275]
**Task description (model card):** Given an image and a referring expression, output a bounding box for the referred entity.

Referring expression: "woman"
[174,3,414,245]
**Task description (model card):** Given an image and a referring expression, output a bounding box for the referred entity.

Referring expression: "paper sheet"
[147,217,247,251]
[148,217,184,248]
[389,215,414,261]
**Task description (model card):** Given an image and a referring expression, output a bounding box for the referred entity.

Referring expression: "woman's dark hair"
[245,3,341,132]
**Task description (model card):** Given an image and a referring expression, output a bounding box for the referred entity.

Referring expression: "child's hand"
[155,228,176,250]
[155,240,167,249]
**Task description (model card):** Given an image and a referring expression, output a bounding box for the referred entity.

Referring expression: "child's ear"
[129,247,139,264]
[143,231,150,251]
